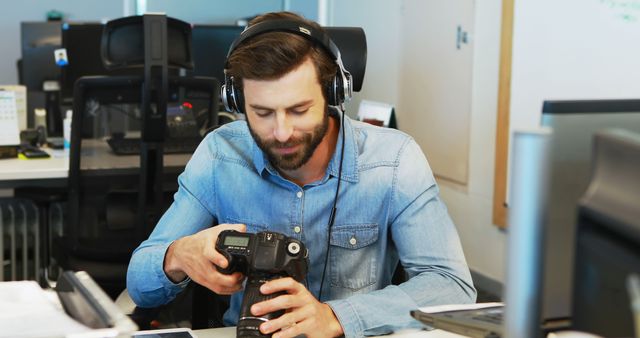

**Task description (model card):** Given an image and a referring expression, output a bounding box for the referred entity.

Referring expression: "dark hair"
[226,11,338,101]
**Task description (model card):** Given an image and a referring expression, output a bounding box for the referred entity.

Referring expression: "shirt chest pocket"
[329,223,379,291]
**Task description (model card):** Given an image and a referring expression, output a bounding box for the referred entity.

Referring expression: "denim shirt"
[127,114,476,338]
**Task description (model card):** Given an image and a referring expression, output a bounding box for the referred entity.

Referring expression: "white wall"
[440,0,506,284]
[328,0,507,283]
[326,0,402,118]
[145,0,318,24]
[510,0,640,134]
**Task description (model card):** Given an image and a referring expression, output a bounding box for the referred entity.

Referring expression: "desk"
[79,139,191,173]
[0,141,192,282]
[0,148,68,188]
[193,327,467,338]
[0,140,192,188]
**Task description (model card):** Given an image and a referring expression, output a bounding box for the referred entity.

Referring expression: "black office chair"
[50,14,218,300]
[52,76,176,298]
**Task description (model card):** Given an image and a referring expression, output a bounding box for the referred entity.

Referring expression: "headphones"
[221,19,353,114]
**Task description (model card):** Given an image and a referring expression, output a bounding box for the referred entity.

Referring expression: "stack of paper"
[0,281,91,338]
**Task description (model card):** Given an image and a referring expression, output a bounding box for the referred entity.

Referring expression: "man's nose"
[273,113,293,143]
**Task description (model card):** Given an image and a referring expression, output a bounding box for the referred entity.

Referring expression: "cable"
[318,106,346,301]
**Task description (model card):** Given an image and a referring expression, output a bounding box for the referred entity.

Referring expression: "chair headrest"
[101,15,194,70]
[325,26,367,92]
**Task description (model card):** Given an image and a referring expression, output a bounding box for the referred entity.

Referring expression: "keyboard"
[107,137,201,155]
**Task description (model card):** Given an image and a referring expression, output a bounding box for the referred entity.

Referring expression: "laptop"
[411,304,503,338]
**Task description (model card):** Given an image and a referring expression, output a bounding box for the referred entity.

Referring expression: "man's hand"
[251,277,344,338]
[163,223,246,295]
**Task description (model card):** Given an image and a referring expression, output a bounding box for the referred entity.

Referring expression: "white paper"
[418,302,504,314]
[0,90,21,146]
[0,85,27,130]
[357,99,394,127]
[0,281,91,338]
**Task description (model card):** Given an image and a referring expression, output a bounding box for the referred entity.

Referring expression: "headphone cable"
[318,107,346,301]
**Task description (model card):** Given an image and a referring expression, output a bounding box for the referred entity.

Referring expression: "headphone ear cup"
[222,76,245,114]
[222,76,234,113]
[326,73,343,107]
[234,83,245,114]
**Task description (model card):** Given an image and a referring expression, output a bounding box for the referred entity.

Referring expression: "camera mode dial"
[287,242,301,255]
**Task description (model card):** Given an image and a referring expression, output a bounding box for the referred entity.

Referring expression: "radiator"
[0,198,39,281]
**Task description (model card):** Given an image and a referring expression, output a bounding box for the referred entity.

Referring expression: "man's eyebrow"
[248,100,314,111]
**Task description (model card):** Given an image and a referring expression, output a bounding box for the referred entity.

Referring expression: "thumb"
[211,223,247,268]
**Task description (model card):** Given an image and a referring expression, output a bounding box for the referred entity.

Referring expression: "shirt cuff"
[326,299,363,338]
[152,241,191,291]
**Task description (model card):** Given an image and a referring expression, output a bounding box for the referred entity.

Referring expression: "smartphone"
[19,145,50,159]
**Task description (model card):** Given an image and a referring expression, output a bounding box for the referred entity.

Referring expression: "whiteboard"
[510,0,640,132]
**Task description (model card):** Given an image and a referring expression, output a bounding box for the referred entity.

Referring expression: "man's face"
[244,58,329,171]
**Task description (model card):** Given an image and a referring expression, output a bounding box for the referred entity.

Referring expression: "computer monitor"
[571,129,640,336]
[190,24,244,82]
[540,99,640,321]
[20,22,63,130]
[20,21,61,91]
[60,22,144,102]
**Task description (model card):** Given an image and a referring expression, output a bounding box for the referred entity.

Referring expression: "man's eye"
[255,110,273,117]
[291,108,309,115]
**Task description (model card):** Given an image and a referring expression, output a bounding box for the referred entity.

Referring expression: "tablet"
[133,328,197,338]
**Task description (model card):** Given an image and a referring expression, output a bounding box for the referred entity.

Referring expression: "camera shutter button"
[287,242,301,255]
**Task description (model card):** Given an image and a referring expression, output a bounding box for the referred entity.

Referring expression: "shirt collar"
[250,110,359,183]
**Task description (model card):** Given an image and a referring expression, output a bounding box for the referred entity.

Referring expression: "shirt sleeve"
[126,140,218,308]
[327,138,477,338]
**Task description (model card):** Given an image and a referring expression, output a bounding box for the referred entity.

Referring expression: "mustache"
[265,137,307,149]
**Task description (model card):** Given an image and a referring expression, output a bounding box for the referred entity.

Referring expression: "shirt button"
[349,236,357,246]
[294,226,301,233]
[296,191,303,198]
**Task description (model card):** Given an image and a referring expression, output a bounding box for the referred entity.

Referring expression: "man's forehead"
[243,59,323,109]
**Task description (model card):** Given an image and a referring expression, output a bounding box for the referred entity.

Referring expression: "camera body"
[216,230,309,337]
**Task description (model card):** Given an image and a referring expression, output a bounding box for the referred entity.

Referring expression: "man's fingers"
[252,294,300,316]
[259,310,309,336]
[212,270,244,286]
[206,248,230,268]
[199,272,244,295]
[260,277,302,295]
[202,280,243,295]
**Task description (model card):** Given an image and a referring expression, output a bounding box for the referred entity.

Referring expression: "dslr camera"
[216,230,309,337]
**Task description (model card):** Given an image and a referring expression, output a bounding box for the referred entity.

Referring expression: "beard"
[248,113,330,171]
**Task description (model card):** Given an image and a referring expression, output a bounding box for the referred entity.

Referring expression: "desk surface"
[0,148,68,183]
[193,327,466,338]
[0,140,192,187]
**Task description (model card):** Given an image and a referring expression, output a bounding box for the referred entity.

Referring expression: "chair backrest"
[54,14,219,298]
[65,75,219,258]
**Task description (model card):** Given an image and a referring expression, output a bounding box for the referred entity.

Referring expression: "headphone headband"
[222,18,352,114]
[226,19,342,63]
